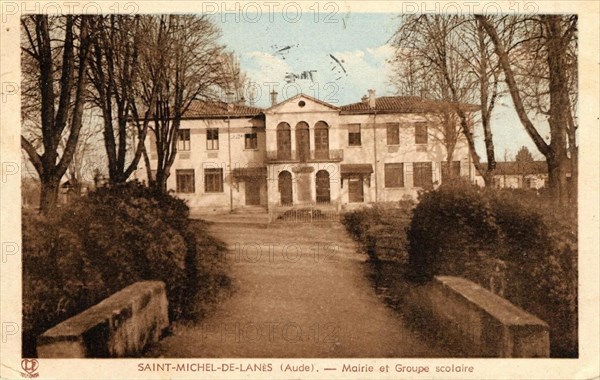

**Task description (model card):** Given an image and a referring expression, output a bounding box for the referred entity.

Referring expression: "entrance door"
[295,122,310,162]
[316,170,331,203]
[278,171,293,205]
[348,178,364,203]
[245,179,261,205]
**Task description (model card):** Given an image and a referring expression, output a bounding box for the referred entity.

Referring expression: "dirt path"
[149,221,448,357]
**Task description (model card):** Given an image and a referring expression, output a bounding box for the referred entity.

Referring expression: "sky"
[212,12,547,161]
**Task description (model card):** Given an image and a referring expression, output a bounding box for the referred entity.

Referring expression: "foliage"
[407,181,577,356]
[22,181,229,357]
[515,146,534,163]
[342,201,415,262]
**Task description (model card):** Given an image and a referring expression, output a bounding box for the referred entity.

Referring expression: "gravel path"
[149,221,448,357]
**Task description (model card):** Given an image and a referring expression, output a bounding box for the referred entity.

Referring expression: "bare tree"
[391,15,503,186]
[477,15,577,205]
[139,15,232,192]
[20,15,92,213]
[87,15,152,184]
[220,51,249,103]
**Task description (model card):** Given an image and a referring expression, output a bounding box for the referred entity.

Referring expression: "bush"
[342,201,415,262]
[22,181,229,357]
[408,181,501,282]
[407,181,578,357]
[22,213,108,358]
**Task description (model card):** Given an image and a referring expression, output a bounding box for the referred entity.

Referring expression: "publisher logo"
[21,359,39,378]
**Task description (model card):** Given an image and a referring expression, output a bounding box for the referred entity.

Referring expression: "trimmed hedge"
[407,181,577,357]
[342,201,415,262]
[22,181,229,357]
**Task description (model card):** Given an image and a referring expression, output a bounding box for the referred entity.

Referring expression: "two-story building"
[142,90,477,213]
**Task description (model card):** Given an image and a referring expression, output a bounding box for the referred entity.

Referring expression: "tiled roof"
[183,100,264,118]
[340,96,479,114]
[484,161,548,176]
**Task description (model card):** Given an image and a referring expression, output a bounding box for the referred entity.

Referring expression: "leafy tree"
[515,146,534,163]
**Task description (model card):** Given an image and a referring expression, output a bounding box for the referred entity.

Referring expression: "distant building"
[141,90,478,213]
[474,161,548,189]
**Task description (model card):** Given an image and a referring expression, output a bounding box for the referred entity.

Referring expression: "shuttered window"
[245,127,258,150]
[206,128,219,150]
[384,163,404,188]
[176,169,195,193]
[386,123,400,145]
[204,168,223,192]
[348,124,361,146]
[178,129,190,151]
[441,161,461,182]
[415,123,428,144]
[413,162,433,188]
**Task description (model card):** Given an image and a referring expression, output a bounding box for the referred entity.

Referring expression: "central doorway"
[278,171,293,205]
[316,170,331,203]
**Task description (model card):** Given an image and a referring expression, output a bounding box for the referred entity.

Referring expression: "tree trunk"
[546,154,569,205]
[39,176,60,214]
[482,171,494,187]
[545,15,572,205]
[154,169,168,193]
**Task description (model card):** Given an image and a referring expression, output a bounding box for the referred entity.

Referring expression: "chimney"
[270,90,278,107]
[368,89,376,109]
[361,95,368,103]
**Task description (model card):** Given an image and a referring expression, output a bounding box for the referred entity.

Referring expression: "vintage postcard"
[1,1,598,379]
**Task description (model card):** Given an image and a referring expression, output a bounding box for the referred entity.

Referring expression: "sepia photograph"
[1,1,599,379]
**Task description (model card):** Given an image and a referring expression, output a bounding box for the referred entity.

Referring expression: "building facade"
[474,161,549,189]
[142,91,476,213]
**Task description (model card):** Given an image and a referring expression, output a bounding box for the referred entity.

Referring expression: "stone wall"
[37,281,169,358]
[407,276,549,357]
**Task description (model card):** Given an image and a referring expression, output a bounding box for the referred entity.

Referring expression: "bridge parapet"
[37,281,169,358]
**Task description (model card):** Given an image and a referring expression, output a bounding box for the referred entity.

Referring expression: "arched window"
[314,121,329,159]
[276,122,291,160]
[315,170,331,204]
[278,171,293,205]
[295,122,310,162]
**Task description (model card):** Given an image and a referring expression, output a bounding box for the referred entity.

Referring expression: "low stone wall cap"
[435,276,548,327]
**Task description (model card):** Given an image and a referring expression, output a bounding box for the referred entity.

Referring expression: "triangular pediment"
[266,93,339,114]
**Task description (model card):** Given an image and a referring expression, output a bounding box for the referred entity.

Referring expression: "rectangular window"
[413,162,433,188]
[386,123,400,145]
[525,177,535,189]
[384,163,404,188]
[245,127,258,150]
[348,124,361,146]
[204,168,223,192]
[176,169,195,193]
[492,177,502,188]
[206,128,219,150]
[348,178,364,202]
[441,161,461,182]
[177,129,190,151]
[415,123,428,144]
